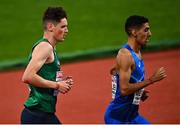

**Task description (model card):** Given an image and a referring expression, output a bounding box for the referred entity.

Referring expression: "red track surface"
[0,49,179,123]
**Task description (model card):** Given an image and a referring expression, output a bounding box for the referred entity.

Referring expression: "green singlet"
[24,38,61,113]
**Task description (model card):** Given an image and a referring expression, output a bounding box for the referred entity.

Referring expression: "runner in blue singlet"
[104,15,167,124]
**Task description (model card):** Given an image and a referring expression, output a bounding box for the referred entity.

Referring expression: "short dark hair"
[125,15,149,36]
[42,6,67,30]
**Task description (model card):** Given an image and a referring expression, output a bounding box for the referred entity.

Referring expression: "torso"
[24,38,60,113]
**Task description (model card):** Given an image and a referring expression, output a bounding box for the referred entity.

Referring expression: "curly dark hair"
[42,6,67,30]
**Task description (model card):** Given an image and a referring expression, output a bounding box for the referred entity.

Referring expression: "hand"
[149,67,167,84]
[57,77,73,94]
[63,76,74,86]
[141,90,149,102]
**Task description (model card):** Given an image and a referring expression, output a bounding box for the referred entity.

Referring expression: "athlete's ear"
[131,29,137,37]
[47,22,55,32]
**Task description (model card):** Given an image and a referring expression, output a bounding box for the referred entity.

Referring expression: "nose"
[65,27,68,33]
[149,30,152,37]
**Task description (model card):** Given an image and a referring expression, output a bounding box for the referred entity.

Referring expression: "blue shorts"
[104,114,150,124]
[21,107,61,124]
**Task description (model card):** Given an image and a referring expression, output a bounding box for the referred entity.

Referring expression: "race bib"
[56,70,63,81]
[53,70,63,96]
[112,75,117,99]
[132,88,144,105]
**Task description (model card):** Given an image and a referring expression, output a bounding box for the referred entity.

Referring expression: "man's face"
[135,22,152,46]
[53,18,68,42]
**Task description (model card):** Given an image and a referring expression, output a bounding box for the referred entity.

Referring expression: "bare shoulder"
[35,41,53,51]
[32,41,53,59]
[116,48,133,68]
[117,48,132,61]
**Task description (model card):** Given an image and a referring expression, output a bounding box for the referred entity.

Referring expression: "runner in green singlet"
[21,6,74,124]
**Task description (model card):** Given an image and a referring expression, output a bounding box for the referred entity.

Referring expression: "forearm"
[121,79,152,96]
[22,73,58,89]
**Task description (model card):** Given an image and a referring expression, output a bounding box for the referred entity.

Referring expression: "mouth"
[146,37,150,42]
[63,33,67,38]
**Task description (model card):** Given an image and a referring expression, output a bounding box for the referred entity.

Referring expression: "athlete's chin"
[57,38,65,42]
[141,41,149,48]
[145,37,151,43]
[143,39,150,45]
[60,38,65,41]
[140,41,147,48]
[140,43,147,50]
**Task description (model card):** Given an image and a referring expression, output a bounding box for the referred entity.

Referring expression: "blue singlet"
[104,44,150,124]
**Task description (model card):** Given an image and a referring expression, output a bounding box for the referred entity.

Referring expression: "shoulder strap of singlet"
[122,43,133,52]
[41,38,51,44]
[41,38,59,61]
[122,43,138,59]
[28,38,58,62]
[32,38,53,51]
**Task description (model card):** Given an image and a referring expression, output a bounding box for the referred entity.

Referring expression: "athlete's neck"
[43,32,57,48]
[127,37,141,53]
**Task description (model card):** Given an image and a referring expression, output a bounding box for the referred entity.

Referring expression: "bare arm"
[22,42,58,89]
[22,42,74,94]
[117,49,166,96]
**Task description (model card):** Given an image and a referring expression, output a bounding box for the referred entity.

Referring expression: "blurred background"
[0,0,180,63]
[0,0,180,124]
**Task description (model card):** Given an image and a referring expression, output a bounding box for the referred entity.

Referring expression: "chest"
[131,59,145,82]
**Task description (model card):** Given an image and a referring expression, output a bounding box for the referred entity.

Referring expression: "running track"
[0,49,179,123]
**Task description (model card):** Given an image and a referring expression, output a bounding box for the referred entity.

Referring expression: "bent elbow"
[22,76,27,83]
[22,74,30,83]
[120,88,129,96]
[121,90,128,96]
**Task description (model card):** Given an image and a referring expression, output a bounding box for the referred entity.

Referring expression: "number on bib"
[132,88,144,105]
[112,75,117,99]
